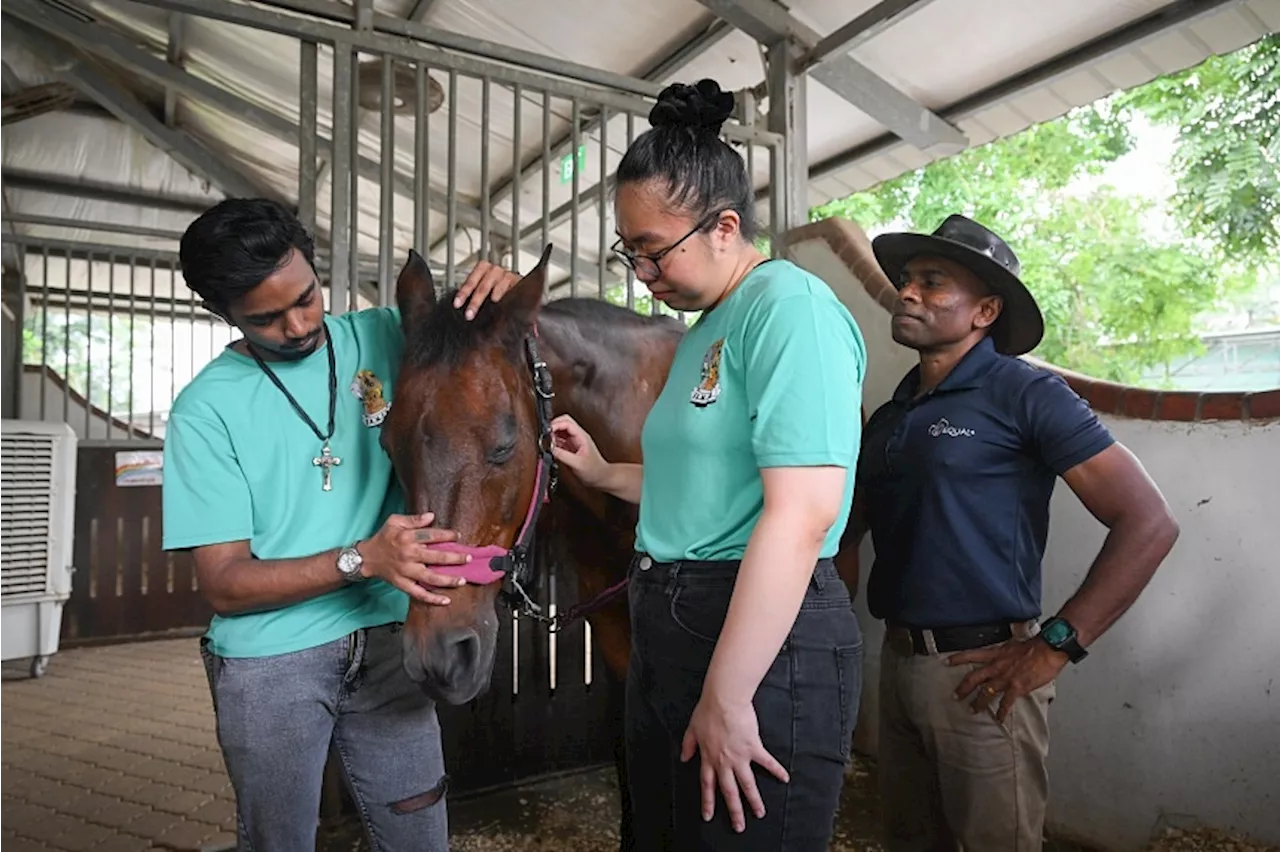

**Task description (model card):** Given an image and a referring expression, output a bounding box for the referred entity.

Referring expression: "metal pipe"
[11,247,27,420]
[2,233,182,263]
[510,83,522,272]
[63,253,71,424]
[3,213,187,241]
[480,76,491,264]
[626,112,635,312]
[570,97,580,298]
[348,48,360,313]
[299,40,319,237]
[541,92,551,258]
[446,69,458,287]
[85,253,93,437]
[379,55,395,306]
[414,62,428,255]
[169,262,176,419]
[107,256,116,440]
[597,105,607,298]
[128,255,136,439]
[330,42,353,314]
[39,247,49,420]
[149,258,156,436]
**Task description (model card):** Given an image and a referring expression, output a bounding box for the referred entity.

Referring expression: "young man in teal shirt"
[163,198,519,851]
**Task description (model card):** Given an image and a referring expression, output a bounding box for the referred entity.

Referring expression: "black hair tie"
[650,78,735,135]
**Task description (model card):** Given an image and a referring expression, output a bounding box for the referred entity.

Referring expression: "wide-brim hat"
[871,214,1044,356]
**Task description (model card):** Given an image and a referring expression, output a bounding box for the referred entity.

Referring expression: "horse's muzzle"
[402,624,495,705]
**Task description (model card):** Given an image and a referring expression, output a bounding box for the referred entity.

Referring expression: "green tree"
[23,312,142,416]
[1116,34,1279,264]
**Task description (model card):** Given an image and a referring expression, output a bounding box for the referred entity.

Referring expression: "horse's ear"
[396,249,436,331]
[505,244,554,321]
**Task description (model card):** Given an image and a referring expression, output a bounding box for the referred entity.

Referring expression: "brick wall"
[783,217,1280,423]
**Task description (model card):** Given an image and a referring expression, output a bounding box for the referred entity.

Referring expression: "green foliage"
[23,312,142,415]
[808,37,1277,384]
[1115,34,1280,264]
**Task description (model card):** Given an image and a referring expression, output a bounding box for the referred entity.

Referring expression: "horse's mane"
[403,291,684,369]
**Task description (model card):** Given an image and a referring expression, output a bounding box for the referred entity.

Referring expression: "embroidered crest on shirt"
[928,417,975,438]
[690,339,724,407]
[350,370,392,427]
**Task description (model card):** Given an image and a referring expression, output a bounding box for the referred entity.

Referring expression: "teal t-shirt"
[161,307,410,658]
[635,259,866,562]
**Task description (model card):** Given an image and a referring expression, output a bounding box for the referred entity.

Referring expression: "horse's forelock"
[403,288,526,370]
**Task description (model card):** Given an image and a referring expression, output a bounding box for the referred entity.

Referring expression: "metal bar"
[34,288,253,322]
[9,19,276,200]
[163,13,184,127]
[348,48,360,313]
[414,63,428,254]
[240,0,664,99]
[107,258,115,439]
[128,255,136,440]
[626,112,635,312]
[330,41,353,315]
[169,261,175,415]
[1,169,212,215]
[5,213,187,241]
[63,253,71,424]
[800,0,939,71]
[406,0,440,23]
[149,258,156,436]
[11,248,27,419]
[299,40,319,236]
[691,0,965,153]
[40,247,49,419]
[511,82,521,272]
[480,76,491,264]
[800,0,1241,187]
[3,233,183,264]
[598,105,607,298]
[353,0,373,31]
[541,92,551,256]
[570,98,580,297]
[85,253,93,436]
[446,70,458,287]
[379,56,396,306]
[766,41,808,235]
[100,0,663,118]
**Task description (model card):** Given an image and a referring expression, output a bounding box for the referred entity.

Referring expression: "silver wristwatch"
[336,543,365,583]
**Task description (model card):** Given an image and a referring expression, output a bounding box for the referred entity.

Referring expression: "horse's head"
[382,247,553,705]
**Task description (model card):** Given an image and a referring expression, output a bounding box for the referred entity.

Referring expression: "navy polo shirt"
[858,336,1115,628]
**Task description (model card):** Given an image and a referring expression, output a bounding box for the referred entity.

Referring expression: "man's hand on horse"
[454,261,521,321]
[947,637,1067,724]
[357,512,471,606]
[680,693,789,834]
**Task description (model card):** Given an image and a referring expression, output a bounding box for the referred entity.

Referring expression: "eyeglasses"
[611,210,724,280]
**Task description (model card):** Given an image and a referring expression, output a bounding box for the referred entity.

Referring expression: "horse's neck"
[538,312,678,464]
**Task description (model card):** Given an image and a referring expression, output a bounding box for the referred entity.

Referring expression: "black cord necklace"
[247,329,341,492]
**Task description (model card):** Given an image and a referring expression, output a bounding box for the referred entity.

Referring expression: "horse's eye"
[486,441,516,465]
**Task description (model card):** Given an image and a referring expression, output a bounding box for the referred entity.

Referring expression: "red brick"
[1246,390,1280,421]
[1082,380,1124,414]
[1199,393,1246,421]
[1155,392,1200,422]
[1121,389,1158,420]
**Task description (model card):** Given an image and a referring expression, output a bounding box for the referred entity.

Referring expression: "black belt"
[889,622,1019,655]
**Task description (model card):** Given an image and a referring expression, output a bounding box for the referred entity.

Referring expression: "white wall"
[790,237,1280,851]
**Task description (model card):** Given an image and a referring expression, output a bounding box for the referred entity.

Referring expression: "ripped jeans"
[200,623,448,852]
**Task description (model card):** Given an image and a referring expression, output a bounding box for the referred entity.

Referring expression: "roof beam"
[163,13,184,127]
[693,0,966,154]
[799,0,940,71]
[801,0,1243,188]
[10,20,278,203]
[2,169,217,214]
[405,0,442,24]
[3,0,593,278]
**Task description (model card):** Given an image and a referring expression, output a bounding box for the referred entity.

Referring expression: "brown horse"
[380,245,685,843]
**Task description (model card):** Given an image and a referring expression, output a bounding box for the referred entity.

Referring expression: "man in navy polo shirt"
[843,215,1180,851]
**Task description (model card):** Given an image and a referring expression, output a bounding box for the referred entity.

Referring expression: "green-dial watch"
[1039,616,1088,664]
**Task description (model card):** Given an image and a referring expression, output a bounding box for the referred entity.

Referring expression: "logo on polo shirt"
[928,417,975,438]
[350,369,392,427]
[690,338,724,407]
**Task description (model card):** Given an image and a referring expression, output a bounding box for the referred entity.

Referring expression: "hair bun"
[649,79,735,135]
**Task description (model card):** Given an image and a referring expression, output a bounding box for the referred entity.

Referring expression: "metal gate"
[4,0,796,793]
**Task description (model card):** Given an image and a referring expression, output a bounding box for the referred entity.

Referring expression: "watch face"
[1042,620,1069,645]
[338,549,361,575]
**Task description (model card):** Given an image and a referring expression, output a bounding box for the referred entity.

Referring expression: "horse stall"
[3,0,1278,850]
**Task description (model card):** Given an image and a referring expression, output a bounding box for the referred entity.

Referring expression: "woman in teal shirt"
[552,80,868,850]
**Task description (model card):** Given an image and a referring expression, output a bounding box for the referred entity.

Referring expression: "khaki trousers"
[878,628,1055,852]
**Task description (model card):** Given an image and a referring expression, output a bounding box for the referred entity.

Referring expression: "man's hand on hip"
[947,638,1067,724]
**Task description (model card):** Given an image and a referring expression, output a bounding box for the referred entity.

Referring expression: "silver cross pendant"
[312,441,342,492]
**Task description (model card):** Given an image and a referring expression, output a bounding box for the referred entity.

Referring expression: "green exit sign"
[559,145,587,183]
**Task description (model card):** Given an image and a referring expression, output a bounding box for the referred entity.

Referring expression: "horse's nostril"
[450,630,481,670]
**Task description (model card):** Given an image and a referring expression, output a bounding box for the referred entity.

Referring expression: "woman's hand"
[454,261,521,320]
[680,693,790,833]
[550,414,610,488]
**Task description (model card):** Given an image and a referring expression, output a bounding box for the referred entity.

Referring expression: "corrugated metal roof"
[1,0,1275,295]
